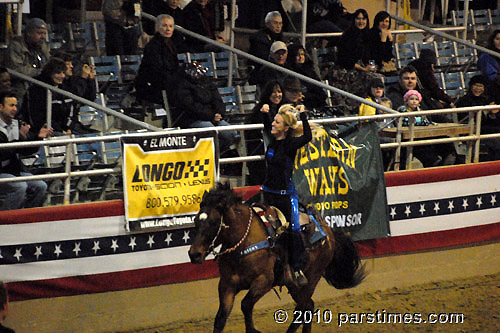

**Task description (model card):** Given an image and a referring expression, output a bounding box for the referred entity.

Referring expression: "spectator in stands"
[142,0,184,35]
[282,76,305,107]
[174,62,239,151]
[456,75,500,161]
[409,49,453,108]
[182,0,225,52]
[0,90,53,211]
[54,51,98,134]
[386,65,424,109]
[0,281,14,332]
[358,77,386,117]
[135,14,186,105]
[246,80,284,185]
[359,78,394,170]
[336,9,374,72]
[0,68,12,92]
[285,43,327,109]
[5,18,50,99]
[19,58,72,136]
[248,11,284,71]
[455,75,493,114]
[102,0,141,56]
[478,29,500,104]
[249,41,288,87]
[396,90,444,168]
[365,11,395,72]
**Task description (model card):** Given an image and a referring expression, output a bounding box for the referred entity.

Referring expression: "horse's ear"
[202,190,208,201]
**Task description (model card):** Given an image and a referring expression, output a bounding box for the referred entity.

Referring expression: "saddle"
[251,203,327,248]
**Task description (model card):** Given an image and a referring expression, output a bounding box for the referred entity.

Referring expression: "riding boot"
[289,231,308,287]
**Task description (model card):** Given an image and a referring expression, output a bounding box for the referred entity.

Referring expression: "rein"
[209,207,254,256]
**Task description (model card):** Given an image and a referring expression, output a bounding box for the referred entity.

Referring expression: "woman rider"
[261,104,312,286]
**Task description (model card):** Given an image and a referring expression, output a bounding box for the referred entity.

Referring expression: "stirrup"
[294,270,308,287]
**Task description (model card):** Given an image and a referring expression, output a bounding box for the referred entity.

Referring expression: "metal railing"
[2,105,500,204]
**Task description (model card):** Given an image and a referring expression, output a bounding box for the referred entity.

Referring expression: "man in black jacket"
[248,11,284,71]
[0,91,53,211]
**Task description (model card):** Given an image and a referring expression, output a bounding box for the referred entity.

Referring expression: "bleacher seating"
[470,9,492,39]
[177,51,244,86]
[217,85,257,124]
[394,42,418,69]
[440,72,466,99]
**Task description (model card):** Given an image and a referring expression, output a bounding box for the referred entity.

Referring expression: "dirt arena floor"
[6,242,500,333]
[128,272,500,333]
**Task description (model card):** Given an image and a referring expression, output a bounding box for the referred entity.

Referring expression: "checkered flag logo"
[184,159,210,178]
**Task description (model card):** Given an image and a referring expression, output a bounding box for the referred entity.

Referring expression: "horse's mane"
[202,182,242,209]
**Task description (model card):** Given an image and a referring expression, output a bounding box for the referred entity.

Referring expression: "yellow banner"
[122,132,216,231]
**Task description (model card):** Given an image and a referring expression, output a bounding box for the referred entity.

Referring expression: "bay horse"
[188,182,365,333]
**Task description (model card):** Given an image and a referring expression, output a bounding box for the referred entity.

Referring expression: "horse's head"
[188,182,241,264]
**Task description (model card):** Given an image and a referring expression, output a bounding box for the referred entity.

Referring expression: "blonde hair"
[277,104,324,138]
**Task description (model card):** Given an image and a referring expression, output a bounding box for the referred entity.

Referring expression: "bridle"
[207,206,254,256]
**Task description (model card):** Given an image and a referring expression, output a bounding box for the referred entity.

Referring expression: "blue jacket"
[477,52,499,82]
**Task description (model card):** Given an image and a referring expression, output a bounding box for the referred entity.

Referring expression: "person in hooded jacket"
[174,62,238,151]
[135,14,187,104]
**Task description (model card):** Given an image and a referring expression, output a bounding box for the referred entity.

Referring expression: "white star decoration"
[404,205,411,217]
[13,247,22,261]
[183,231,190,244]
[419,204,426,215]
[476,196,483,208]
[433,202,440,214]
[165,233,173,246]
[111,239,119,252]
[490,195,496,206]
[390,207,397,219]
[462,198,469,210]
[448,200,454,212]
[147,235,155,248]
[34,246,43,260]
[54,244,62,258]
[73,242,81,256]
[92,241,100,254]
[129,237,137,250]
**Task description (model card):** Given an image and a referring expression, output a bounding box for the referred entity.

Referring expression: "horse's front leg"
[214,278,237,333]
[286,299,314,333]
[241,273,274,333]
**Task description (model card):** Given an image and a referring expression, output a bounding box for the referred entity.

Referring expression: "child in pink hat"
[399,89,430,126]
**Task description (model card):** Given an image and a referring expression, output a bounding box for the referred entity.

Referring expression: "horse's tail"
[323,230,366,289]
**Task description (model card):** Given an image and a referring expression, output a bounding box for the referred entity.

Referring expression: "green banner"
[293,122,390,241]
